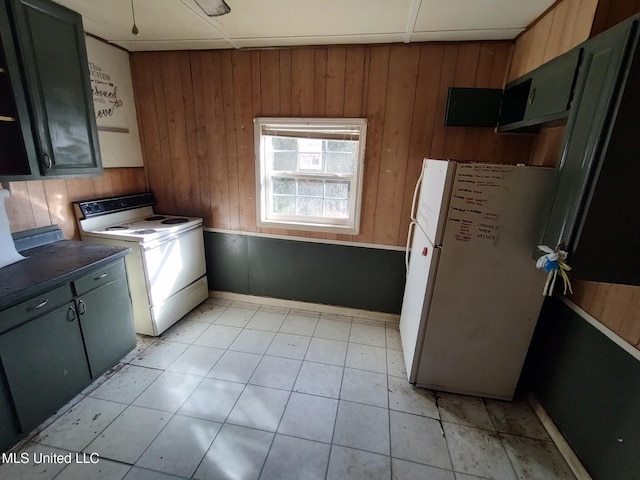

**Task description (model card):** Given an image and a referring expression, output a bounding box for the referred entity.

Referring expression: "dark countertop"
[0,240,130,310]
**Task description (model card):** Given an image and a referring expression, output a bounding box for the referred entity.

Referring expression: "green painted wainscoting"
[204,231,406,314]
[525,296,640,480]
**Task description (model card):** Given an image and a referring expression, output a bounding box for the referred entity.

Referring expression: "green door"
[10,0,101,176]
[0,0,40,178]
[0,370,20,452]
[0,302,90,432]
[77,276,135,378]
[524,48,581,122]
[539,21,632,251]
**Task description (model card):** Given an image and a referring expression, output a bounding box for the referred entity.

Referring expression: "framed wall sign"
[85,36,144,168]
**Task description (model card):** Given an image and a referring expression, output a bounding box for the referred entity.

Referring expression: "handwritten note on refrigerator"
[448,164,512,243]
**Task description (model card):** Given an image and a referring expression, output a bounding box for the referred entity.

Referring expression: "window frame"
[254,117,367,235]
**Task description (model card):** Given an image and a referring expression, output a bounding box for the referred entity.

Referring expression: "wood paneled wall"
[572,281,640,348]
[5,168,146,239]
[508,0,600,81]
[509,0,599,169]
[130,42,535,247]
[591,0,640,36]
[512,0,640,348]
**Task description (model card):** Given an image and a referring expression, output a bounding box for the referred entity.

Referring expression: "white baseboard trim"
[528,393,592,480]
[209,290,400,324]
[560,296,640,362]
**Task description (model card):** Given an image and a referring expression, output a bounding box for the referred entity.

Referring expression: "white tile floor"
[1,298,577,480]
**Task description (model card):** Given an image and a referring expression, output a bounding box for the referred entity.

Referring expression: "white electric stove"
[74,193,208,336]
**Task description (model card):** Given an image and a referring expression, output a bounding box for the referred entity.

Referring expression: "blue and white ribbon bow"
[536,245,573,296]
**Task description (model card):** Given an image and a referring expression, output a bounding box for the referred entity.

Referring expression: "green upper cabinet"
[538,18,640,285]
[0,0,101,180]
[0,0,38,177]
[498,48,582,132]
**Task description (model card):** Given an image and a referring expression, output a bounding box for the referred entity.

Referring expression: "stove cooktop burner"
[162,218,189,224]
[145,215,166,221]
[133,229,157,235]
[105,225,129,231]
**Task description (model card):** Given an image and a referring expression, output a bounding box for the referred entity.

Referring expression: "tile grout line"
[39,396,162,479]
[30,350,157,470]
[189,304,288,477]
[254,309,320,479]
[11,304,224,479]
[10,302,479,480]
[484,397,520,480]
[127,322,225,477]
[385,326,394,479]
[50,454,136,480]
[162,317,416,422]
[188,305,267,479]
[103,304,235,478]
[433,392,457,479]
[323,317,353,479]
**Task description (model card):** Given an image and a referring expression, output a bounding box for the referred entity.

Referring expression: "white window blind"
[254,117,367,235]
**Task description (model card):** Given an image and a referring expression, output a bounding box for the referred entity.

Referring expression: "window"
[254,117,367,234]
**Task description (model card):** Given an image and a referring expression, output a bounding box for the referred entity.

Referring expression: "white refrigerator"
[400,159,553,400]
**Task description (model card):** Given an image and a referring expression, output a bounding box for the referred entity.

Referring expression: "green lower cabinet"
[77,275,135,378]
[0,369,20,453]
[0,302,90,433]
[0,257,135,451]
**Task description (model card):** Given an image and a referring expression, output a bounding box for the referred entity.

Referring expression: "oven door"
[141,226,206,306]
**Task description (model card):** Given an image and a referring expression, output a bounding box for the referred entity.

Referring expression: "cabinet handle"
[43,152,52,171]
[27,299,48,311]
[67,306,76,322]
[528,87,536,105]
[94,272,108,280]
[78,300,86,315]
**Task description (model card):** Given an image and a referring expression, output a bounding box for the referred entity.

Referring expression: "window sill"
[257,219,359,235]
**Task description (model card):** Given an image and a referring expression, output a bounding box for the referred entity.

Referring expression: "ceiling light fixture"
[131,0,139,35]
[194,0,231,17]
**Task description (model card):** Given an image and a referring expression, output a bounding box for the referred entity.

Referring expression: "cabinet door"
[0,0,39,178]
[77,275,135,378]
[0,368,20,453]
[10,0,101,176]
[569,22,640,284]
[539,21,632,252]
[0,302,90,432]
[498,48,581,131]
[524,48,581,122]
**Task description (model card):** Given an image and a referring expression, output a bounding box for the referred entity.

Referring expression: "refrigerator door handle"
[405,221,416,273]
[406,158,427,274]
[409,158,427,222]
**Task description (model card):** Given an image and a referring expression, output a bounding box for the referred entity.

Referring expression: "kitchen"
[1,0,639,479]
